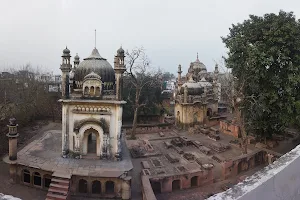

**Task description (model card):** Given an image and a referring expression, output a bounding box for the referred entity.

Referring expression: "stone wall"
[219,120,240,138]
[123,124,173,135]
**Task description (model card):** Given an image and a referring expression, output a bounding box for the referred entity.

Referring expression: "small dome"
[63,47,70,54]
[117,46,125,55]
[83,71,101,82]
[74,53,80,60]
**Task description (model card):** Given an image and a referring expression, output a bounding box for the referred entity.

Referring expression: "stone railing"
[141,176,157,200]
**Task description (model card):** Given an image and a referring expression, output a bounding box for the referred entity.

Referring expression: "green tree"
[222,11,300,142]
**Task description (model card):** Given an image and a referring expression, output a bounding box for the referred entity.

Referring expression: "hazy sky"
[1,0,300,75]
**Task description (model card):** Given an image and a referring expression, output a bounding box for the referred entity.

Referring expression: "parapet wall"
[141,176,157,200]
[210,144,300,200]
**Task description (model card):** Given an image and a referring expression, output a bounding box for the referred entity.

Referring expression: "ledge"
[59,99,127,105]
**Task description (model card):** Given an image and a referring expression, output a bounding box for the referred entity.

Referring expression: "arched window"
[44,174,52,188]
[95,87,101,96]
[90,86,95,96]
[33,172,42,186]
[105,181,115,194]
[92,180,101,194]
[79,179,88,193]
[23,169,31,184]
[84,86,89,95]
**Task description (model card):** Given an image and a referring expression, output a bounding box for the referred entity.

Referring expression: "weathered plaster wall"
[210,144,300,200]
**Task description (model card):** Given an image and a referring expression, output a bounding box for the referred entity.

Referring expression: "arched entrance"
[81,126,102,157]
[150,181,161,194]
[191,176,198,187]
[105,181,115,194]
[78,179,88,193]
[92,180,101,194]
[172,180,181,191]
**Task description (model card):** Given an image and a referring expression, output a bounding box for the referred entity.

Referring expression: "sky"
[0,0,300,75]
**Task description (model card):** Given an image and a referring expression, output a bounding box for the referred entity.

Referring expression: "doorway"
[88,132,97,154]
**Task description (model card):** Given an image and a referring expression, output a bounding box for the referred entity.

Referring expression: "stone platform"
[3,130,133,177]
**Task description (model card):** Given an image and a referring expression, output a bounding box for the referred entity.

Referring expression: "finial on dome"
[197,52,199,60]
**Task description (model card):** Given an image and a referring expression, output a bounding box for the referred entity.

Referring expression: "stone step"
[52,178,70,185]
[49,188,68,195]
[46,192,67,200]
[50,183,69,190]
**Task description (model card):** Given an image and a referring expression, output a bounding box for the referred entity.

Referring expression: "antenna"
[95,29,96,48]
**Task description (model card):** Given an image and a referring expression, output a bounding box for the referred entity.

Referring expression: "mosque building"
[175,54,221,128]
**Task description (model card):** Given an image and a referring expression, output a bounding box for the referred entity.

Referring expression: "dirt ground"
[0,121,61,200]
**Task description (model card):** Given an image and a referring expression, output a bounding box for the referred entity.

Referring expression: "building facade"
[60,46,126,160]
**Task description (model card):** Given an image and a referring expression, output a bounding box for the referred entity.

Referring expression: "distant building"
[36,72,61,93]
[175,54,221,128]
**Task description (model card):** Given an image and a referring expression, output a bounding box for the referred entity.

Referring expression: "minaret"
[177,64,183,87]
[114,46,126,101]
[6,118,19,161]
[213,64,219,101]
[74,53,80,69]
[60,46,72,98]
[70,53,80,91]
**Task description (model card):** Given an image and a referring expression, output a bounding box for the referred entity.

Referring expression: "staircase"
[46,174,71,200]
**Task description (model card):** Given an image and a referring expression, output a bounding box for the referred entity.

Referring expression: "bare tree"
[217,62,250,154]
[125,47,162,139]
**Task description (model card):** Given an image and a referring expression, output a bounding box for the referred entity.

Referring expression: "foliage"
[0,64,61,127]
[222,11,300,139]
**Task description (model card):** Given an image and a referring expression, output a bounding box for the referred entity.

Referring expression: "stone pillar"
[122,176,131,200]
[6,118,19,161]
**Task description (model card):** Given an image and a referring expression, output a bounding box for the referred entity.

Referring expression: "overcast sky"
[0,0,300,75]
